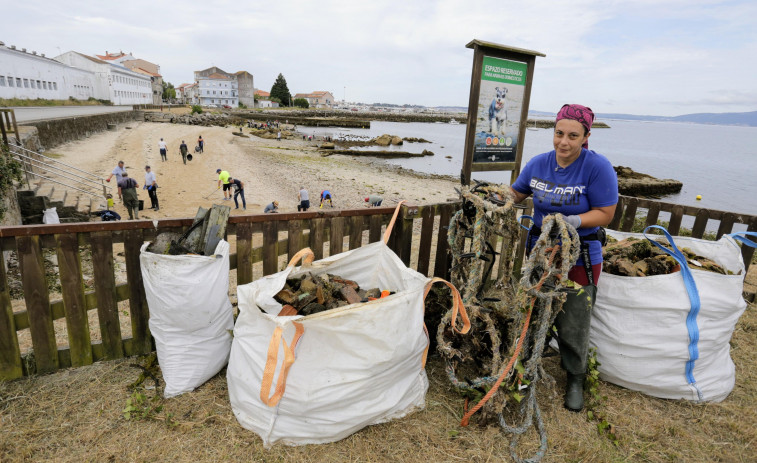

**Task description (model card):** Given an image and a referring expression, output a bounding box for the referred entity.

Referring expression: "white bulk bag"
[591,228,754,402]
[228,238,465,446]
[140,240,234,398]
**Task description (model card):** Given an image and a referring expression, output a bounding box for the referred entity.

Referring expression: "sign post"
[461,40,544,186]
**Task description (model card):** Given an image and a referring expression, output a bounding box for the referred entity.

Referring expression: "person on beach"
[179,140,189,164]
[159,138,168,161]
[509,104,618,412]
[297,187,310,211]
[198,135,204,153]
[144,165,159,211]
[228,176,246,210]
[106,160,126,200]
[216,169,231,200]
[264,201,279,213]
[365,194,383,207]
[118,172,140,219]
[106,193,114,210]
[277,131,281,141]
[320,190,333,208]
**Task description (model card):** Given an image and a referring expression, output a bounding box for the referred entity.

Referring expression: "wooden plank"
[644,201,662,229]
[123,229,151,355]
[668,205,684,236]
[369,214,383,243]
[16,235,58,373]
[434,204,455,278]
[620,197,639,232]
[203,205,232,255]
[742,216,757,273]
[330,217,345,257]
[716,212,737,240]
[288,220,304,261]
[690,209,710,239]
[310,218,325,260]
[236,222,253,285]
[348,216,364,250]
[397,207,415,267]
[0,250,23,380]
[55,233,93,367]
[417,206,435,276]
[608,196,625,230]
[262,221,279,275]
[90,231,124,359]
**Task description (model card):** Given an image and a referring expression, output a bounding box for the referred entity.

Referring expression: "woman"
[197,135,204,153]
[510,104,618,412]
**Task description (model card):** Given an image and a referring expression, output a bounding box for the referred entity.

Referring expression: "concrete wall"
[22,110,141,149]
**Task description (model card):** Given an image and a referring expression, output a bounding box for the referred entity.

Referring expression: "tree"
[293,98,309,108]
[270,73,292,106]
[162,81,176,101]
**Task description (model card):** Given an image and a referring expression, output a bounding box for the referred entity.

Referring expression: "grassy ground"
[1,299,754,463]
[0,98,112,107]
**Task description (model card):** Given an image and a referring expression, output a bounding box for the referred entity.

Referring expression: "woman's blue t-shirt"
[512,148,618,265]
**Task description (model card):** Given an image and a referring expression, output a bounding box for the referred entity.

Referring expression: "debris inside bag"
[602,236,734,277]
[273,272,393,316]
[146,205,231,255]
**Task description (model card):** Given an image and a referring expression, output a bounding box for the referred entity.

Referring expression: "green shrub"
[191,105,203,115]
[238,103,247,109]
[293,98,309,108]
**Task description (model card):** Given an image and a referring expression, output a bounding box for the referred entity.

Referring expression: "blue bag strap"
[643,225,704,401]
[728,231,757,248]
[519,215,534,231]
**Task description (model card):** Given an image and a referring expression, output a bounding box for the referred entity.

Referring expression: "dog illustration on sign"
[488,86,508,136]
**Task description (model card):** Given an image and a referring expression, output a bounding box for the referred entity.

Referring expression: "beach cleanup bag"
[42,207,60,224]
[591,227,756,402]
[227,205,466,446]
[140,240,234,398]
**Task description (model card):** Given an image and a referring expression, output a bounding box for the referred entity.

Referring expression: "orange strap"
[422,278,469,367]
[459,244,560,426]
[382,200,407,244]
[259,322,305,407]
[424,277,470,335]
[287,248,315,268]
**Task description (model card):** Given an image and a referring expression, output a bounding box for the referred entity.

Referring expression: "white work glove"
[564,214,582,229]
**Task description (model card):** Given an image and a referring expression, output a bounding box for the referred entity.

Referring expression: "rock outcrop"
[615,165,682,198]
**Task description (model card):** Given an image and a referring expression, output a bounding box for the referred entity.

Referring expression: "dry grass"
[1,300,755,463]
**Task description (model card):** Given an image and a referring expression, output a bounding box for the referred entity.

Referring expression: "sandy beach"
[47,121,460,219]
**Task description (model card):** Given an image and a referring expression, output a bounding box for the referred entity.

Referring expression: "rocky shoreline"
[614,165,683,197]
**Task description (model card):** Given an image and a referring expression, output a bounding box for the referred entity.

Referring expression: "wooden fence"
[1,196,755,380]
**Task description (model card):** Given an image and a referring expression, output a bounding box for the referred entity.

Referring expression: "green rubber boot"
[556,285,596,412]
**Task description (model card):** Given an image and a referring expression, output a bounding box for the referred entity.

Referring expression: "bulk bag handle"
[643,225,704,400]
[260,322,305,407]
[423,278,469,368]
[287,247,315,268]
[728,231,757,249]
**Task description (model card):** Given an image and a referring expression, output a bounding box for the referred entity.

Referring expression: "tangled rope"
[438,182,580,463]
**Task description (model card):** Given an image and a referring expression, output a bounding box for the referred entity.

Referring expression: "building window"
[30,80,35,89]
[23,79,29,88]
[37,80,41,88]
[0,76,5,86]
[53,82,57,90]
[10,77,16,87]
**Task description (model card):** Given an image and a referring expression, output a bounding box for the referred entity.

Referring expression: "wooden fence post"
[124,229,151,355]
[416,206,435,276]
[262,221,279,275]
[0,251,23,380]
[236,222,253,286]
[17,235,58,373]
[55,233,93,367]
[90,231,124,360]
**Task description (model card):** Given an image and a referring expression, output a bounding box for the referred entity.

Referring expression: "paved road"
[9,106,134,123]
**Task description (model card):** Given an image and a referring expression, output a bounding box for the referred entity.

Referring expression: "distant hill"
[528,110,757,127]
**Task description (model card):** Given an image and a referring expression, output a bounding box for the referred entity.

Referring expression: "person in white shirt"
[158,138,168,161]
[144,165,159,210]
[106,160,126,200]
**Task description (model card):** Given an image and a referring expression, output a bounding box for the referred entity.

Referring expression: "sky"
[3,0,756,116]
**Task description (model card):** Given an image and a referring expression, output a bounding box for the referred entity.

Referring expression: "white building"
[195,71,238,107]
[54,51,151,105]
[0,41,97,101]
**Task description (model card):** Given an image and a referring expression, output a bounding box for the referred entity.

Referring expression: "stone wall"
[22,110,141,150]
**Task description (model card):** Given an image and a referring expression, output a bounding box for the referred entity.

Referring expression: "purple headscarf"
[556,104,594,149]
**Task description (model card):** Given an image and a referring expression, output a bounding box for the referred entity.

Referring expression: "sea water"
[303,119,757,219]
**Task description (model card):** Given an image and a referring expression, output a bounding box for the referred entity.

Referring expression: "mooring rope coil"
[439,187,580,463]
